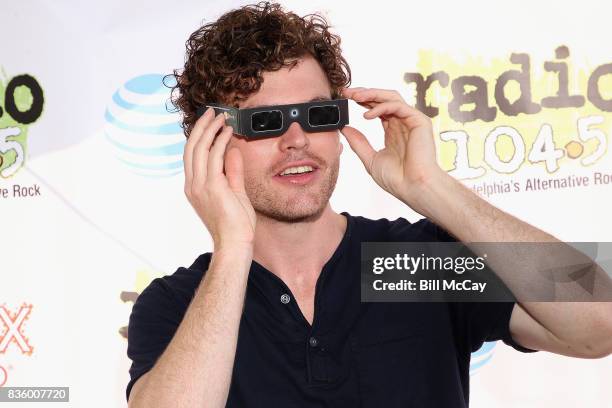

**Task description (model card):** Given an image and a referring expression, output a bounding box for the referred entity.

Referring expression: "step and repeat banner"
[1,0,610,406]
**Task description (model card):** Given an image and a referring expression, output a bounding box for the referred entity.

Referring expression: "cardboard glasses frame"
[195,99,349,139]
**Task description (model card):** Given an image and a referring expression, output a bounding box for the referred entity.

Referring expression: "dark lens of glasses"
[251,110,282,132]
[308,105,340,126]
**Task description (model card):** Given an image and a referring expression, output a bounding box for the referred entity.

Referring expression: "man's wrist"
[214,242,253,254]
[399,168,455,219]
[212,244,254,267]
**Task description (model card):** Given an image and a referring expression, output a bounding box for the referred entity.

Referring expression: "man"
[126,3,612,407]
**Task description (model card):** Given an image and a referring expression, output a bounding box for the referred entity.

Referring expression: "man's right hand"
[183,107,257,249]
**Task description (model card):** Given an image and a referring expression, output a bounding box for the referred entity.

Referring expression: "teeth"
[280,165,314,176]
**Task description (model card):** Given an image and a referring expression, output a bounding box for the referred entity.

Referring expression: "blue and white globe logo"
[470,341,497,375]
[104,74,185,178]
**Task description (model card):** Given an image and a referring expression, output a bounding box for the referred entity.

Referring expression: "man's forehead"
[239,56,333,109]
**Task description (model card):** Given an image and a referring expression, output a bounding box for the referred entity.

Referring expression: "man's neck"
[252,205,347,282]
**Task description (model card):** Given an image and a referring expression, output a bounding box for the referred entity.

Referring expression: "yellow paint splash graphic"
[406,46,611,179]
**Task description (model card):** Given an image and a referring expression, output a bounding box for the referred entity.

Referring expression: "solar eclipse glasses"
[196,99,349,139]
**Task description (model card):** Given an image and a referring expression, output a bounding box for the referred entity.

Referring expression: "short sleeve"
[125,254,212,401]
[387,216,459,242]
[410,219,538,354]
[125,277,184,401]
[447,301,539,354]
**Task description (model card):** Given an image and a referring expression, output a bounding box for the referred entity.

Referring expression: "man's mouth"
[273,163,320,185]
[274,159,319,176]
[279,165,315,176]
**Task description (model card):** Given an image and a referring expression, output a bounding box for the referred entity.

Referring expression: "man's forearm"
[129,246,253,408]
[405,170,612,355]
[409,170,552,243]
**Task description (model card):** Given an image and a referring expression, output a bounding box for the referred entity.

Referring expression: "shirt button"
[280,293,291,304]
[309,336,319,347]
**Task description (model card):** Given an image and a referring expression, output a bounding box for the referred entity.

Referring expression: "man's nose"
[278,122,309,151]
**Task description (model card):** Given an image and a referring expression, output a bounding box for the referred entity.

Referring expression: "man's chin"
[248,166,338,223]
[254,200,327,223]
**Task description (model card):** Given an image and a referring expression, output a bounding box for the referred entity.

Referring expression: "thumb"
[340,125,376,173]
[224,147,246,192]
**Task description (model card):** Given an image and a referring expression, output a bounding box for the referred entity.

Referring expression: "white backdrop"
[1,0,610,406]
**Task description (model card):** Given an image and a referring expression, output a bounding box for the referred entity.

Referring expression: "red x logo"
[0,304,33,356]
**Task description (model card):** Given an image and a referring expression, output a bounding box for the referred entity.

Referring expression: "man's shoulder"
[167,252,213,288]
[347,211,456,242]
[139,253,213,309]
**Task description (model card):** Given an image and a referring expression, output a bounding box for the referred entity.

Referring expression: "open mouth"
[277,165,316,177]
[273,165,319,185]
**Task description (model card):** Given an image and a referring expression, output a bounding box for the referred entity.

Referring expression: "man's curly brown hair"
[168,1,351,138]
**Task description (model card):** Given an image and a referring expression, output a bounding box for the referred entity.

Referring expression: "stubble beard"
[245,157,340,223]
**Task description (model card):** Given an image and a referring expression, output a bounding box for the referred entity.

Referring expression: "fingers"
[364,101,431,130]
[344,87,405,105]
[339,125,376,173]
[343,87,407,112]
[356,100,376,110]
[364,101,412,119]
[184,107,215,187]
[341,86,367,97]
[208,124,234,179]
[224,146,246,192]
[191,111,228,186]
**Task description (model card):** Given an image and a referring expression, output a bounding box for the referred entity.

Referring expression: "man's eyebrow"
[308,96,332,103]
[245,96,332,109]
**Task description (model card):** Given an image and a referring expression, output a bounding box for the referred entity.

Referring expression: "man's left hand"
[340,87,445,205]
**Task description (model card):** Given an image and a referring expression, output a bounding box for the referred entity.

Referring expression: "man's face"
[227,55,343,223]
